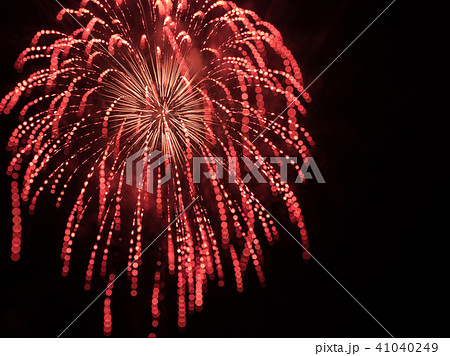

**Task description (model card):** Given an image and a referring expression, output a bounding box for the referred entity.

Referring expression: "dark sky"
[0,0,447,337]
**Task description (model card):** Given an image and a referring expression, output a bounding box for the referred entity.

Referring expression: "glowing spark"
[2,0,315,335]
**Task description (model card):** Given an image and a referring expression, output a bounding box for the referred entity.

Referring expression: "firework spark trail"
[2,0,315,334]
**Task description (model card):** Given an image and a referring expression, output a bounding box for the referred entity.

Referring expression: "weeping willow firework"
[2,0,315,335]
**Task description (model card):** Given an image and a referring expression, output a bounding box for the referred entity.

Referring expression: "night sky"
[0,0,447,337]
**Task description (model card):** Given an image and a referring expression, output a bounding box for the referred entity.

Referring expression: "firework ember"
[2,0,315,335]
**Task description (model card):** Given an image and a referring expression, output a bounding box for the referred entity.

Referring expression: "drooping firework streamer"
[2,0,315,335]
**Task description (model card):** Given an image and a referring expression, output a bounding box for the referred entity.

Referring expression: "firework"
[2,0,314,335]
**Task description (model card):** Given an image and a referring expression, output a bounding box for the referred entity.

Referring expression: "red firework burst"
[1,0,315,335]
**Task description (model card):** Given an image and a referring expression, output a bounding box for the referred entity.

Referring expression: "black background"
[0,0,448,337]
